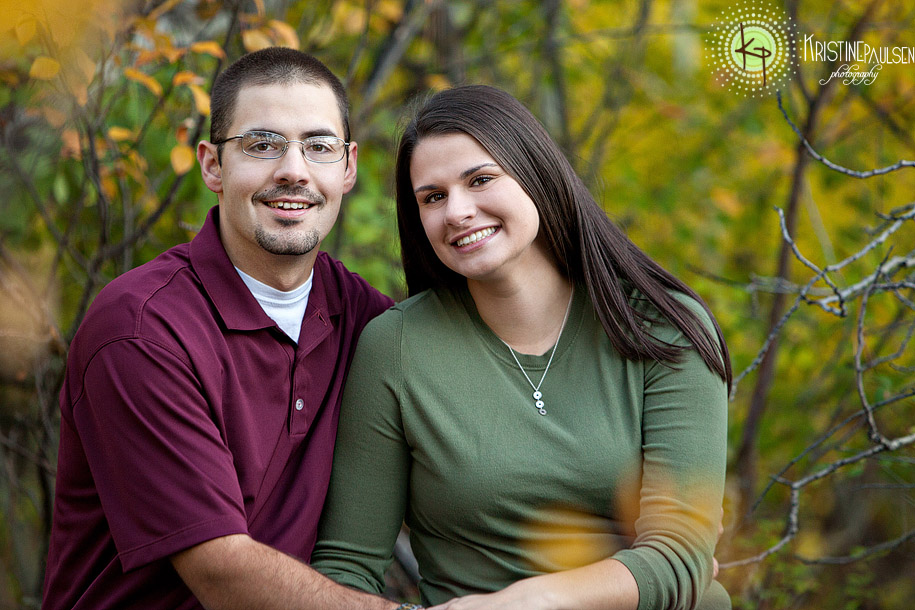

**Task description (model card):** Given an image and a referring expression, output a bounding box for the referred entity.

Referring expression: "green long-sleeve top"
[312,286,730,610]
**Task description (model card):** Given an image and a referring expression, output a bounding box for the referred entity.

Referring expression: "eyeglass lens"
[240,131,346,162]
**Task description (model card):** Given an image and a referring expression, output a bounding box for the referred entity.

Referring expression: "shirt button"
[295,398,304,411]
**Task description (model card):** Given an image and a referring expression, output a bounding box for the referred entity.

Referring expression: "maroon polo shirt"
[43,206,393,609]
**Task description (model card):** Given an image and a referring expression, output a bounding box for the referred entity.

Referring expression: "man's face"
[198,81,357,284]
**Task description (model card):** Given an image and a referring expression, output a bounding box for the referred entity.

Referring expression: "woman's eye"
[423,192,445,204]
[470,175,492,186]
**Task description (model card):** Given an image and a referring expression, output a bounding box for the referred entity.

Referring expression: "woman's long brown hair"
[395,85,732,386]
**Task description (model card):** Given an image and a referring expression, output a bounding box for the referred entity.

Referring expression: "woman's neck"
[467,267,573,356]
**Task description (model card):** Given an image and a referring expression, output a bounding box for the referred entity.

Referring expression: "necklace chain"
[497,290,573,416]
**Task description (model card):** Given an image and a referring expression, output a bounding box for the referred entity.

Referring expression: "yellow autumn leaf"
[333,3,366,36]
[375,0,404,21]
[190,40,225,59]
[129,148,148,172]
[42,106,67,128]
[125,149,149,182]
[15,17,36,46]
[242,29,273,53]
[0,69,20,86]
[108,126,134,142]
[134,49,158,68]
[711,187,740,218]
[425,74,451,91]
[101,172,118,199]
[72,47,97,84]
[124,67,163,97]
[30,56,61,80]
[189,84,210,116]
[173,70,201,86]
[70,81,89,107]
[161,46,185,64]
[175,124,189,145]
[268,19,299,49]
[61,129,82,159]
[170,144,195,175]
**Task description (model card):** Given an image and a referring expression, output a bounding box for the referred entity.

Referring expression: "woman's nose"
[443,190,476,226]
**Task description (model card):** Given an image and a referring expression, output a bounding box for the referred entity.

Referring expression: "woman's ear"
[197,141,223,194]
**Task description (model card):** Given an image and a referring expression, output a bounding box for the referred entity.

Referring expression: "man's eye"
[247,140,280,152]
[307,139,341,156]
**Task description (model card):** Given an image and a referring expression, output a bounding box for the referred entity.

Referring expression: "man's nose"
[273,145,313,184]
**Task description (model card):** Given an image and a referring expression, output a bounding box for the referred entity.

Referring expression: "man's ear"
[197,141,223,194]
[342,141,358,195]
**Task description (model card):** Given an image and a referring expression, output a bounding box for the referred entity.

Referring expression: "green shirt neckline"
[454,284,589,370]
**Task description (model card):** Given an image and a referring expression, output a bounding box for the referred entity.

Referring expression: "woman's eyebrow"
[414,163,500,194]
[460,163,499,179]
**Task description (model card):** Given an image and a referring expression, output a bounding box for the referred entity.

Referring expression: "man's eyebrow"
[245,128,342,139]
[414,163,500,194]
[302,128,341,139]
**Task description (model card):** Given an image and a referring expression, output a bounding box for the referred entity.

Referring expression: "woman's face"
[410,133,548,285]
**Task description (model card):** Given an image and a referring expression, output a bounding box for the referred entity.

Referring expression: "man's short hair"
[209,47,351,156]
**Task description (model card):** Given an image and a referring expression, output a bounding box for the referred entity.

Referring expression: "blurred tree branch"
[723,85,915,573]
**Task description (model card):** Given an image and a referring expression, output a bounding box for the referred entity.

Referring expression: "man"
[43,47,415,610]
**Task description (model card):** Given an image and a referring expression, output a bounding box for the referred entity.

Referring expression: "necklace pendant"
[535,398,546,415]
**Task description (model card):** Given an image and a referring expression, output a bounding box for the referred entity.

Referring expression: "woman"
[311,85,731,610]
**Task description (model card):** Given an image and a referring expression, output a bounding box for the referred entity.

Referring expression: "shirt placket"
[290,307,332,436]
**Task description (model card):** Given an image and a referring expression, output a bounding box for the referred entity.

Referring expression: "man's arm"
[172,534,399,610]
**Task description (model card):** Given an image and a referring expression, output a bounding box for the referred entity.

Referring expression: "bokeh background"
[1,0,914,608]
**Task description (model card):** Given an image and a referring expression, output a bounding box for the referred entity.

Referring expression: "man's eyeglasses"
[214,131,350,163]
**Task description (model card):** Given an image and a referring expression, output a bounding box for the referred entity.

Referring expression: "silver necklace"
[497,290,573,416]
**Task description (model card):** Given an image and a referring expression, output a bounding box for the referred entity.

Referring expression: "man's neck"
[231,251,319,292]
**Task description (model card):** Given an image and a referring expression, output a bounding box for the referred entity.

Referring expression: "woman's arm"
[430,298,729,610]
[311,310,411,593]
[427,557,638,610]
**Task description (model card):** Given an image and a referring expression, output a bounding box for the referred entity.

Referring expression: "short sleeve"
[74,339,249,571]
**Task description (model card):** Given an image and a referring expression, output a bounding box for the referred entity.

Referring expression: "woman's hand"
[426,579,555,610]
[427,558,638,610]
[713,505,724,579]
[426,510,724,610]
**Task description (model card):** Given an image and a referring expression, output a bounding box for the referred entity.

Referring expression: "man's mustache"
[254,186,326,205]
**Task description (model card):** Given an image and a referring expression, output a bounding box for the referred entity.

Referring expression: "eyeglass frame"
[213,131,352,167]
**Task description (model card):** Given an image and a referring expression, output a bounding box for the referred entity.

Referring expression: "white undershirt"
[235,267,313,344]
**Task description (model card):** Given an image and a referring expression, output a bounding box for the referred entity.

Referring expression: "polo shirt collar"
[189,206,344,331]
[189,206,276,331]
[309,253,343,319]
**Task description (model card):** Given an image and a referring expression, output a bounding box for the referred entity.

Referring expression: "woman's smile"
[410,133,550,285]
